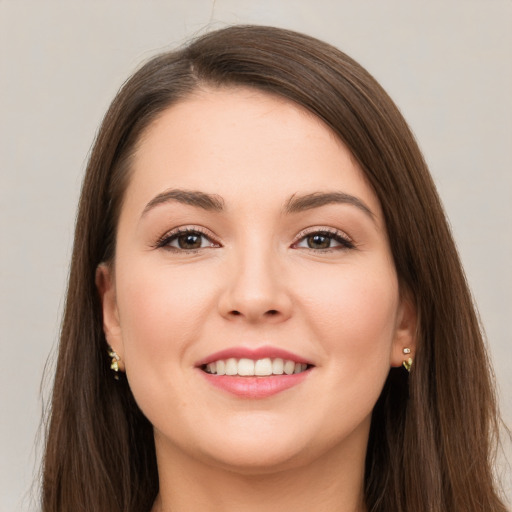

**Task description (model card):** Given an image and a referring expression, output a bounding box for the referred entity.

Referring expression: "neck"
[151,430,368,512]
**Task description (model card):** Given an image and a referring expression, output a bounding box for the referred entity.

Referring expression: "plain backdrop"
[1,1,511,510]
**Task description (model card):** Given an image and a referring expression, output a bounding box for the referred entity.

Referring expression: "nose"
[217,247,293,324]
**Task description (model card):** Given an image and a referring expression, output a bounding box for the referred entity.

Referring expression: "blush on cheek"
[306,268,398,334]
[116,262,217,361]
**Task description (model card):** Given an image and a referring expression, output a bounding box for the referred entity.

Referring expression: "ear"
[95,263,125,371]
[390,290,417,368]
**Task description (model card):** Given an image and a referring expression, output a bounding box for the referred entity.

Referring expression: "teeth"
[272,358,284,375]
[204,357,309,376]
[216,360,226,375]
[283,360,295,375]
[238,358,255,376]
[254,358,272,376]
[225,358,237,375]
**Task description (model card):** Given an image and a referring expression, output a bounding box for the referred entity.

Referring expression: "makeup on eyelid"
[151,224,356,252]
[153,226,220,251]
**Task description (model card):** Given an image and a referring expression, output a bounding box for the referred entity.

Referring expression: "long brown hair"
[42,25,508,511]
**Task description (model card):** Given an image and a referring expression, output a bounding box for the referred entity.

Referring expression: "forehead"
[123,86,381,218]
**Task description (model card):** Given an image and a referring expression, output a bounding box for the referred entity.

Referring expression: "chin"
[199,438,312,475]
[157,414,317,474]
[183,414,365,476]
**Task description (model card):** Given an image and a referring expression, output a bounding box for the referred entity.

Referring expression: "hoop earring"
[108,347,121,380]
[402,347,413,372]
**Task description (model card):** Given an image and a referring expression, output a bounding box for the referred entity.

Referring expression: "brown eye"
[294,230,354,251]
[176,233,203,249]
[160,229,218,251]
[307,234,332,249]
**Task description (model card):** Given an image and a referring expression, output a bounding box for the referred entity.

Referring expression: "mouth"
[196,347,314,398]
[202,357,310,376]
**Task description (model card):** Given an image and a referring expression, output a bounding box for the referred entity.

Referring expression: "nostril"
[226,309,283,319]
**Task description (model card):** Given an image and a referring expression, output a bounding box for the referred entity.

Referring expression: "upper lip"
[195,346,313,367]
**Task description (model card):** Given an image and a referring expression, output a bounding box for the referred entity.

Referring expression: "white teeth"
[254,358,273,376]
[272,358,284,374]
[225,358,237,375]
[204,357,309,376]
[238,358,255,376]
[216,359,226,375]
[283,360,295,375]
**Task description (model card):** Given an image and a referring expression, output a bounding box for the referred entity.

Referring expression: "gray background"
[1,1,511,510]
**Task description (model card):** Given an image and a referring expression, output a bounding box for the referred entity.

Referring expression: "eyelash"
[292,227,355,252]
[154,226,220,252]
[153,226,355,253]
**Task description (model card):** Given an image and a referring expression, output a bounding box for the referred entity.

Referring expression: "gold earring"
[108,347,121,379]
[402,347,413,372]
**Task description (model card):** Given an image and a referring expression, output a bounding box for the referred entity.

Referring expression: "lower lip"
[199,370,311,399]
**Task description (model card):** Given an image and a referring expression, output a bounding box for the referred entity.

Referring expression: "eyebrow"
[141,188,374,221]
[141,189,224,217]
[284,192,375,219]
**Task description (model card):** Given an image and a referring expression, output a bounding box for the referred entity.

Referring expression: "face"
[97,87,415,474]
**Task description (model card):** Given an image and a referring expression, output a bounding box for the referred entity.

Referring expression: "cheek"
[299,262,399,366]
[294,263,399,432]
[115,259,217,363]
[113,259,220,426]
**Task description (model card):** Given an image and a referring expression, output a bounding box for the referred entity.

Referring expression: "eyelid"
[291,226,354,249]
[153,225,221,250]
[152,225,353,251]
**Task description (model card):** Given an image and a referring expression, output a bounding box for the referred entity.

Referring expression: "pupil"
[308,234,330,249]
[178,233,201,249]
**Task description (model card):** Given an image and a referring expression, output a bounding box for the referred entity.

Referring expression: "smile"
[203,357,309,376]
[197,348,313,398]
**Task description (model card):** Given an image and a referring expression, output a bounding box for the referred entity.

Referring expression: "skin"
[97,87,416,512]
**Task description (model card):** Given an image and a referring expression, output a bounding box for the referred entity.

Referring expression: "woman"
[41,25,508,511]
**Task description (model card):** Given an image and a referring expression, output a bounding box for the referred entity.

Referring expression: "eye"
[156,228,219,251]
[294,229,354,251]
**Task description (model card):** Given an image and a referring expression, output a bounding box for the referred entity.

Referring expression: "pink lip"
[199,371,311,399]
[195,345,314,399]
[195,346,312,367]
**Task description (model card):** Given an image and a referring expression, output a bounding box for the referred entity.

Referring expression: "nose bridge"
[219,236,291,322]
